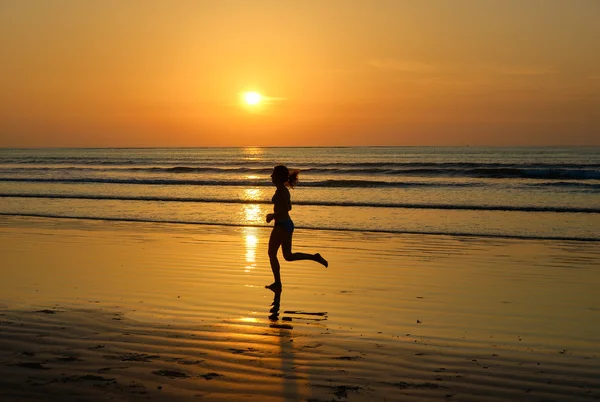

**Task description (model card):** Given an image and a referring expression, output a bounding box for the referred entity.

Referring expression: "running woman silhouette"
[265,165,328,291]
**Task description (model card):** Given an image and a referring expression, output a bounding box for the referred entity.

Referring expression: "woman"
[266,165,328,290]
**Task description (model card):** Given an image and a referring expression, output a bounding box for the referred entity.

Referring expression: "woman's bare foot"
[315,253,328,268]
[266,282,282,291]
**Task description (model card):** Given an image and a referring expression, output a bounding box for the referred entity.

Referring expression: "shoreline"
[1,212,598,242]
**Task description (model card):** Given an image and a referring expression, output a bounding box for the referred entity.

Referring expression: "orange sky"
[1,1,599,147]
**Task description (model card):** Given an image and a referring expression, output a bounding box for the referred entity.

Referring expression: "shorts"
[274,219,294,233]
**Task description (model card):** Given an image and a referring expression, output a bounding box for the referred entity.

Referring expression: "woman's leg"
[267,227,284,288]
[281,231,328,267]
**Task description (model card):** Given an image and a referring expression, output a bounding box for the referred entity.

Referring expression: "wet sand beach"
[1,215,599,401]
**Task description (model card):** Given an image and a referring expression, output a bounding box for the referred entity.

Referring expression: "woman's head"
[271,165,299,188]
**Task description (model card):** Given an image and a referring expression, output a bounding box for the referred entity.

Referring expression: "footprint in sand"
[200,372,223,380]
[14,362,50,370]
[59,375,116,384]
[104,353,160,362]
[152,369,190,379]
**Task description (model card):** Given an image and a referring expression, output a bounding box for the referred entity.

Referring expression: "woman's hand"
[266,213,274,223]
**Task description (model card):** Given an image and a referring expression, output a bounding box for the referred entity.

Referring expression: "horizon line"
[1,144,600,150]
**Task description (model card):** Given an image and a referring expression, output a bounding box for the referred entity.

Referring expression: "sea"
[0,146,599,241]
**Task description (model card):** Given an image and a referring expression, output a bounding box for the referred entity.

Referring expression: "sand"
[1,215,599,401]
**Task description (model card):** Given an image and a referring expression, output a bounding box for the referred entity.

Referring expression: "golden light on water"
[242,204,262,224]
[246,234,258,249]
[242,147,264,160]
[245,234,258,264]
[242,188,263,201]
[244,227,259,273]
[240,191,264,272]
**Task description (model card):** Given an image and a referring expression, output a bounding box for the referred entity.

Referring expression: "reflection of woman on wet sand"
[266,165,328,291]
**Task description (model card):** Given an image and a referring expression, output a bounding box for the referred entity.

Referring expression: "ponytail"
[287,170,300,188]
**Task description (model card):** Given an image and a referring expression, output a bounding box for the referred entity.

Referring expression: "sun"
[243,91,262,106]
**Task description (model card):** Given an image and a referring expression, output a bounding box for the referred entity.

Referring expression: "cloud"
[494,66,558,76]
[263,96,287,105]
[369,58,434,73]
[369,59,557,78]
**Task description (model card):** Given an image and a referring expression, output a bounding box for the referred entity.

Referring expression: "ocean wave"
[0,166,275,173]
[1,193,598,213]
[0,177,483,188]
[2,176,599,190]
[3,157,600,168]
[469,168,600,180]
[3,175,600,191]
[1,163,599,180]
[1,212,598,242]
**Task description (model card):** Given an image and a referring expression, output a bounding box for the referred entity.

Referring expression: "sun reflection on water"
[242,188,263,201]
[240,190,266,227]
[242,204,263,225]
[246,235,257,263]
[244,227,259,273]
[242,147,264,161]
